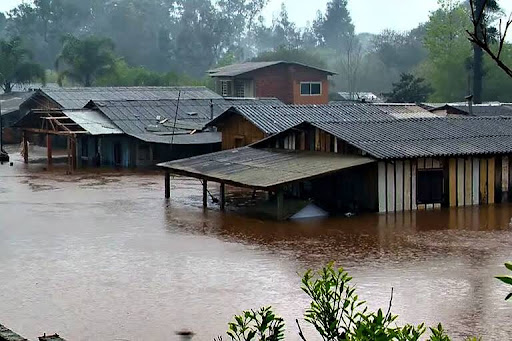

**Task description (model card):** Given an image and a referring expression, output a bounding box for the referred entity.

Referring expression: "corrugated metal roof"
[374,103,440,119]
[131,132,221,145]
[208,103,396,134]
[158,147,374,189]
[451,104,512,116]
[310,116,512,159]
[0,92,34,115]
[39,86,222,109]
[63,110,123,135]
[208,61,336,77]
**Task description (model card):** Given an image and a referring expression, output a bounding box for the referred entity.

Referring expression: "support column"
[276,190,284,221]
[202,180,208,208]
[46,134,53,168]
[220,183,226,211]
[165,171,171,199]
[22,131,29,164]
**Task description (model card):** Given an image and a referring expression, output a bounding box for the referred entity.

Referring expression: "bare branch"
[467,0,512,79]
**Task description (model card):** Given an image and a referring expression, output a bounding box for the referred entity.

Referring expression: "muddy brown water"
[1,147,511,340]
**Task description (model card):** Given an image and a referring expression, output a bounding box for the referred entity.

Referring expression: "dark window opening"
[417,169,444,204]
[300,83,311,95]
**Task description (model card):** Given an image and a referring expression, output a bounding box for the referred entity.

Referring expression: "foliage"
[55,35,117,87]
[252,47,328,69]
[313,0,355,51]
[225,307,285,341]
[384,73,433,103]
[0,37,45,93]
[496,262,512,301]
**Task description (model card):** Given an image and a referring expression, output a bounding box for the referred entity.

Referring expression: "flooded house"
[208,61,336,105]
[13,86,282,169]
[0,91,34,144]
[159,114,512,219]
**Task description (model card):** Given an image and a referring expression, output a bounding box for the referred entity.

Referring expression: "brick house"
[208,61,336,105]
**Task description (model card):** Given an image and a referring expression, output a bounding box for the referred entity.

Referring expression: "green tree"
[496,262,512,301]
[55,35,117,87]
[252,47,328,69]
[422,0,472,101]
[313,0,355,51]
[0,37,45,93]
[385,73,432,103]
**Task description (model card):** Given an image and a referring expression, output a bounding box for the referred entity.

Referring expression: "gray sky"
[2,0,512,34]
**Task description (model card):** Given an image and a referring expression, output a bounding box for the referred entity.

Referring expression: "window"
[417,169,444,204]
[220,80,232,97]
[235,80,245,97]
[300,82,322,96]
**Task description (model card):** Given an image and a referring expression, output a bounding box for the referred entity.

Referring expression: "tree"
[55,35,116,87]
[0,37,45,93]
[423,1,472,101]
[313,0,354,51]
[252,47,327,69]
[338,33,365,98]
[385,73,433,103]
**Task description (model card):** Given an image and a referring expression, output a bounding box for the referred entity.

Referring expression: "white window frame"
[300,82,322,96]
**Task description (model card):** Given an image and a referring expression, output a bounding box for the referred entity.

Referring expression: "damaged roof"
[208,61,336,77]
[308,116,512,159]
[158,147,374,190]
[207,103,394,135]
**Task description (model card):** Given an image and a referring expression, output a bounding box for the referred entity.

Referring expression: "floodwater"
[1,147,511,340]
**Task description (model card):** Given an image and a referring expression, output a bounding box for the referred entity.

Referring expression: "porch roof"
[158,147,374,190]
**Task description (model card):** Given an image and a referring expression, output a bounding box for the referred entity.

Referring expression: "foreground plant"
[496,262,512,301]
[219,263,480,340]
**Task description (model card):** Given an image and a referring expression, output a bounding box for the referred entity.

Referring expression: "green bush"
[218,263,484,341]
[496,262,512,301]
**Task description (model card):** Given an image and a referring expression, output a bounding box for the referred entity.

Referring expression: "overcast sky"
[1,0,512,34]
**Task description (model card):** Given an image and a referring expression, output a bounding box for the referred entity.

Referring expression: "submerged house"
[159,115,512,219]
[208,61,336,105]
[0,91,34,144]
[14,86,282,169]
[206,103,393,149]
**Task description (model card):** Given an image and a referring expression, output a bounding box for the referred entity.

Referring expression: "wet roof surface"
[0,92,34,115]
[311,116,512,159]
[208,103,395,134]
[39,87,223,109]
[63,110,123,136]
[208,61,336,77]
[158,147,374,189]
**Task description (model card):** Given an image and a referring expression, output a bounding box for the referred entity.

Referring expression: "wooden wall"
[218,114,266,150]
[377,156,510,213]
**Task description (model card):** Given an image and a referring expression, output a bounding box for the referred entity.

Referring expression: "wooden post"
[67,136,72,174]
[46,134,53,168]
[276,190,284,220]
[22,130,29,164]
[220,183,226,211]
[165,171,171,199]
[202,180,208,208]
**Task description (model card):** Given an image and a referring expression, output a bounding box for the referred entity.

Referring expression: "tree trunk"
[473,0,485,104]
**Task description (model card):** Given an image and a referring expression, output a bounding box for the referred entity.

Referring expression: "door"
[113,142,122,167]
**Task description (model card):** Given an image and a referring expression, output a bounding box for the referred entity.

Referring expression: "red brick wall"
[251,64,330,105]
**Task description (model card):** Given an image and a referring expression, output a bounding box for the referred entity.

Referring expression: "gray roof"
[63,110,123,135]
[208,61,336,77]
[309,116,512,159]
[207,103,395,134]
[373,103,440,119]
[1,92,34,115]
[449,104,512,117]
[158,147,374,190]
[36,86,223,109]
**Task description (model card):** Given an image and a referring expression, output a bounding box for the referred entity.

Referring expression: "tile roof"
[158,147,374,189]
[207,103,395,134]
[208,61,336,77]
[37,86,223,109]
[309,116,512,159]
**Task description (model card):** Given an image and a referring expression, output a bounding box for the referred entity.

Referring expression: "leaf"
[506,293,512,301]
[505,262,512,272]
[496,276,512,285]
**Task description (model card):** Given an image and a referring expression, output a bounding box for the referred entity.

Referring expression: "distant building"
[208,61,336,105]
[336,91,382,102]
[0,91,35,144]
[14,87,283,169]
[430,103,512,117]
